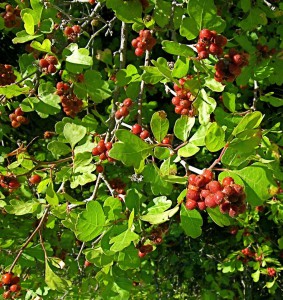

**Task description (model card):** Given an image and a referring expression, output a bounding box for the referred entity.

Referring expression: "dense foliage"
[0,0,283,299]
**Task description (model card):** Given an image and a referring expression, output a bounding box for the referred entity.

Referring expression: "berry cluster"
[131,30,156,56]
[9,108,29,128]
[115,98,133,119]
[186,170,246,218]
[1,4,21,28]
[39,55,58,74]
[109,178,126,195]
[149,228,163,245]
[0,64,16,86]
[267,267,276,277]
[131,124,150,140]
[196,29,227,59]
[92,140,114,162]
[64,25,81,42]
[56,82,83,117]
[0,175,20,191]
[0,273,21,299]
[138,244,153,258]
[256,44,276,58]
[214,49,249,83]
[172,76,196,116]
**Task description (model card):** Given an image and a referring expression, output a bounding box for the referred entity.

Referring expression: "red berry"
[199,29,213,41]
[173,83,181,92]
[99,153,107,160]
[198,201,206,210]
[72,25,81,34]
[229,207,238,218]
[188,174,197,185]
[205,194,218,208]
[3,291,11,299]
[194,175,206,187]
[222,177,234,186]
[96,165,104,173]
[222,185,234,196]
[171,96,181,106]
[84,260,92,267]
[231,184,244,195]
[207,181,222,193]
[233,54,243,65]
[8,179,20,189]
[9,113,17,121]
[46,56,58,65]
[105,142,112,150]
[11,120,21,128]
[200,189,210,200]
[97,144,106,154]
[9,284,20,292]
[219,201,230,214]
[2,273,13,285]
[229,64,242,76]
[202,169,213,183]
[64,26,74,36]
[131,124,142,135]
[214,191,225,204]
[209,43,222,55]
[198,50,209,59]
[15,107,24,116]
[119,106,129,117]
[89,0,96,4]
[39,59,49,68]
[162,137,170,145]
[137,41,146,50]
[92,147,100,156]
[135,48,144,56]
[180,108,189,115]
[185,199,197,210]
[180,100,190,109]
[215,35,227,47]
[196,42,207,52]
[186,189,200,201]
[174,105,183,114]
[29,174,41,185]
[47,64,56,73]
[123,98,133,107]
[131,38,139,48]
[140,130,150,140]
[10,276,20,285]
[115,110,123,119]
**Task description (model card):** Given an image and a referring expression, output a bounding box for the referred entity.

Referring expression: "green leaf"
[204,78,225,92]
[180,17,199,40]
[178,143,200,157]
[128,210,135,229]
[239,8,267,31]
[106,0,142,23]
[151,57,175,82]
[117,244,140,270]
[125,189,145,212]
[73,152,93,173]
[39,18,54,34]
[251,270,260,283]
[76,201,106,242]
[46,182,59,206]
[30,39,52,53]
[45,260,71,292]
[65,46,93,69]
[154,147,170,160]
[194,89,217,125]
[190,123,211,146]
[162,41,195,57]
[110,230,139,252]
[109,130,154,170]
[12,30,42,44]
[47,141,71,157]
[22,13,35,35]
[260,93,283,107]
[150,111,169,143]
[234,164,278,206]
[63,123,87,149]
[154,0,171,28]
[70,173,96,189]
[147,196,172,214]
[206,207,231,227]
[142,66,164,84]
[222,92,236,113]
[205,123,226,152]
[241,0,251,12]
[180,204,203,238]
[0,85,29,99]
[116,64,140,86]
[174,116,195,142]
[104,197,122,221]
[232,111,263,136]
[172,57,190,78]
[5,199,39,215]
[140,204,179,225]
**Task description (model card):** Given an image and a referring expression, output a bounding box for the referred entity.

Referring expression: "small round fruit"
[119,106,129,117]
[199,29,213,41]
[198,50,209,59]
[162,137,170,145]
[2,273,13,285]
[8,179,20,189]
[92,147,100,156]
[96,165,104,173]
[180,100,190,109]
[214,191,225,204]
[131,38,139,48]
[135,48,144,56]
[11,120,21,128]
[39,58,49,68]
[105,142,112,150]
[194,175,206,187]
[207,180,222,193]
[185,199,197,210]
[174,105,183,114]
[9,284,20,292]
[202,169,213,183]
[115,110,122,119]
[99,153,107,160]
[97,143,106,154]
[140,130,150,140]
[9,113,17,121]
[3,291,11,299]
[64,26,73,36]
[29,174,41,185]
[46,56,58,65]
[131,124,142,135]
[204,194,218,208]
[200,189,210,199]
[188,174,197,185]
[222,177,234,186]
[197,201,206,210]
[72,25,81,34]
[84,260,92,267]
[47,64,57,73]
[138,250,147,258]
[186,189,200,201]
[15,107,24,116]
[171,96,181,106]
[123,98,133,107]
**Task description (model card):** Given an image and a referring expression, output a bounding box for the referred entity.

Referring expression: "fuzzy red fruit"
[198,201,206,210]
[200,189,210,200]
[188,174,197,186]
[171,96,181,106]
[11,120,21,128]
[140,130,150,140]
[214,191,224,204]
[186,189,200,201]
[229,207,238,218]
[202,169,213,183]
[198,50,209,59]
[46,56,58,65]
[196,43,207,52]
[97,144,106,154]
[92,147,100,156]
[233,54,243,65]
[119,106,129,117]
[180,108,189,115]
[47,64,56,73]
[8,179,20,189]
[222,185,234,196]
[72,25,81,34]
[89,0,96,4]
[205,194,218,208]
[219,201,230,214]
[131,38,139,48]
[96,165,104,173]
[231,184,243,195]
[64,26,73,36]
[10,276,20,285]
[174,106,183,114]
[84,260,92,267]
[207,181,222,193]
[123,98,133,107]
[138,251,147,258]
[29,174,41,185]
[135,48,144,56]
[179,100,190,109]
[105,142,112,150]
[14,107,24,116]
[115,110,122,119]
[2,273,13,285]
[162,137,170,145]
[229,63,242,76]
[199,29,213,40]
[131,124,142,135]
[3,291,11,299]
[9,284,20,292]
[209,43,221,55]
[267,267,276,277]
[9,113,17,121]
[173,83,181,92]
[194,175,206,187]
[215,35,227,47]
[99,153,107,160]
[39,58,49,68]
[185,199,197,210]
[222,177,234,186]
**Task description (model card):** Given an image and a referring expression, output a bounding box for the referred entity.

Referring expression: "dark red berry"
[135,48,144,56]
[140,130,150,140]
[222,177,234,186]
[96,165,104,173]
[131,124,142,135]
[186,199,197,210]
[29,174,41,185]
[123,98,133,107]
[2,273,13,285]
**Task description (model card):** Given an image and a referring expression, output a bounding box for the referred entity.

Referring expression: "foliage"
[0,0,283,299]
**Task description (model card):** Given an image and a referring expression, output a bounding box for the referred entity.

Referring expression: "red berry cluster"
[1,4,21,28]
[115,98,133,119]
[56,82,83,117]
[172,76,196,116]
[131,124,150,140]
[109,178,126,195]
[9,108,29,128]
[0,273,21,299]
[39,55,58,74]
[149,228,164,245]
[92,140,114,162]
[186,171,246,218]
[0,175,20,191]
[138,244,153,258]
[267,267,276,277]
[64,25,81,42]
[256,44,276,58]
[0,64,16,86]
[131,30,156,56]
[214,49,249,83]
[196,29,227,59]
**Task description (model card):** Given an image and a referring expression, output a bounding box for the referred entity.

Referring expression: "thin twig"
[208,145,229,170]
[251,80,259,111]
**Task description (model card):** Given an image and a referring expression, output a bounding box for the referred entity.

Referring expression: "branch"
[137,50,151,125]
[208,144,229,170]
[9,206,50,273]
[251,80,259,111]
